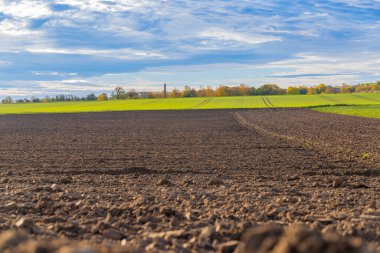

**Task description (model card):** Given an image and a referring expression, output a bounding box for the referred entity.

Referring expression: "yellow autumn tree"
[97,93,108,101]
[286,86,300,95]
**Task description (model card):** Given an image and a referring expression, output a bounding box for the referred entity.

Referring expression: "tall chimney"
[164,83,167,98]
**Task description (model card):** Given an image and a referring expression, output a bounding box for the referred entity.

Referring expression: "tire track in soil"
[191,97,215,109]
[234,110,380,170]
[261,97,269,107]
[261,96,275,107]
[319,95,342,104]
[265,96,275,107]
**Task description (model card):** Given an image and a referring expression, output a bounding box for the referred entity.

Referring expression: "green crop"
[0,93,379,116]
[313,105,380,119]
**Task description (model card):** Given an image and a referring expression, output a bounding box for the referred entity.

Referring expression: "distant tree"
[182,85,197,97]
[354,85,362,93]
[317,84,326,94]
[340,84,351,94]
[205,86,215,97]
[197,87,207,97]
[97,93,108,101]
[238,84,250,96]
[170,88,182,98]
[31,96,41,103]
[2,96,13,104]
[147,92,162,98]
[249,87,257,95]
[298,86,308,95]
[307,87,318,95]
[86,93,97,101]
[256,84,284,95]
[111,86,127,100]
[197,86,215,97]
[324,86,335,94]
[215,86,229,97]
[286,86,300,95]
[41,96,50,103]
[127,89,139,99]
[370,84,379,92]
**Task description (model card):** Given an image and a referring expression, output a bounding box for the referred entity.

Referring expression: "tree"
[197,86,215,97]
[55,94,66,101]
[370,84,379,92]
[97,93,108,101]
[307,87,318,95]
[111,86,127,100]
[86,93,97,101]
[354,85,362,93]
[324,86,335,94]
[317,84,326,94]
[238,84,250,96]
[2,96,13,104]
[42,96,50,103]
[215,86,229,96]
[182,85,197,97]
[127,89,139,99]
[249,87,257,95]
[147,92,162,98]
[298,86,308,95]
[340,84,351,94]
[286,86,300,95]
[170,88,182,98]
[31,97,41,102]
[256,84,284,95]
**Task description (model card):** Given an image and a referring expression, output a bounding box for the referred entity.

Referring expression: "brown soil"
[0,109,379,252]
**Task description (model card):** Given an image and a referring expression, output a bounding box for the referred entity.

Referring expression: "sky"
[0,0,380,97]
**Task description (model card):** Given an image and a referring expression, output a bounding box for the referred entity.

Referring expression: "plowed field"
[0,109,379,252]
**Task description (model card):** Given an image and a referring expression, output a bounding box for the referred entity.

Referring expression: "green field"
[0,93,380,115]
[313,105,380,119]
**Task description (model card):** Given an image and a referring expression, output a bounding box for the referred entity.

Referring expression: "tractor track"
[261,96,275,107]
[191,97,215,109]
[319,95,343,104]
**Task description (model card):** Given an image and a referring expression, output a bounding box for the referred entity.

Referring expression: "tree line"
[2,81,379,104]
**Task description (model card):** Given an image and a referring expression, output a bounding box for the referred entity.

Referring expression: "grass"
[0,93,379,115]
[313,105,380,119]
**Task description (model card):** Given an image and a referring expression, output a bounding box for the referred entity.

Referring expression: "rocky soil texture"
[0,109,379,252]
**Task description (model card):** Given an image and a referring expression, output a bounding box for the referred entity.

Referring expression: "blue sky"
[0,0,380,97]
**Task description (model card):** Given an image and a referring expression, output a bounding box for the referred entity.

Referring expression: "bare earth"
[0,109,379,253]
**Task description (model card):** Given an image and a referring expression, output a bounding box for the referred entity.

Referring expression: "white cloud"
[0,19,41,36]
[32,71,77,77]
[326,0,380,9]
[0,88,41,96]
[199,28,281,46]
[0,0,51,19]
[54,0,156,13]
[25,47,168,60]
[264,53,380,76]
